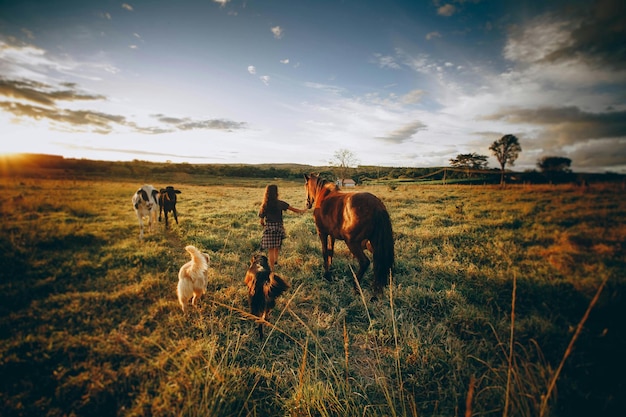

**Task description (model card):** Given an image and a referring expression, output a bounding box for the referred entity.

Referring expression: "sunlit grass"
[0,177,624,416]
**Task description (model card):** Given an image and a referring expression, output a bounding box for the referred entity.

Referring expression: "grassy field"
[0,175,624,416]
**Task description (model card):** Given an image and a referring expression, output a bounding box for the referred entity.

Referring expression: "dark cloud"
[0,101,125,133]
[556,0,624,69]
[483,106,626,145]
[376,121,427,143]
[0,78,105,106]
[0,78,248,134]
[539,0,625,70]
[55,110,125,129]
[567,138,626,171]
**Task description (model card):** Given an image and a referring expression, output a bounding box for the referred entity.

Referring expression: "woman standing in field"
[259,184,306,270]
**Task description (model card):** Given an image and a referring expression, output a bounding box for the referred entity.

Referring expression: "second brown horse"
[304,174,394,296]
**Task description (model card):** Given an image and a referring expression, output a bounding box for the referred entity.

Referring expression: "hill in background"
[1,153,624,186]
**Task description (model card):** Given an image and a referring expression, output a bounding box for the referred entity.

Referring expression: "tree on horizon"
[489,134,522,185]
[449,153,489,177]
[329,148,359,185]
[537,156,572,173]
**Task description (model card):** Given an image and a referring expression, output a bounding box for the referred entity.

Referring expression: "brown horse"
[304,173,394,295]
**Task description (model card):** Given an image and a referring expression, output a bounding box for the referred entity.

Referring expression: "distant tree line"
[3,153,624,185]
[5,155,304,180]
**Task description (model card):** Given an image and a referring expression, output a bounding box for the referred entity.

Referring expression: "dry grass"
[0,177,624,416]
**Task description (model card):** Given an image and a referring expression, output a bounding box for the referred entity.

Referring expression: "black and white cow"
[159,186,181,227]
[132,184,160,239]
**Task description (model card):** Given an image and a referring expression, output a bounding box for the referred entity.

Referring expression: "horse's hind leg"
[326,235,336,280]
[319,233,333,281]
[346,241,370,292]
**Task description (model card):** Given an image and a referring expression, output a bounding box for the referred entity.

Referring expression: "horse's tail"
[371,209,394,291]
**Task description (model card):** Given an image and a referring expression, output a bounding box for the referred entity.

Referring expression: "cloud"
[366,38,623,168]
[246,66,269,85]
[505,0,626,71]
[548,0,625,71]
[504,16,575,65]
[401,52,439,75]
[376,121,427,144]
[372,53,401,69]
[400,89,426,105]
[0,77,248,135]
[271,26,283,39]
[0,98,248,135]
[156,115,247,131]
[426,31,441,40]
[129,126,172,135]
[437,4,456,17]
[567,138,626,170]
[280,59,289,64]
[0,78,105,106]
[1,40,59,77]
[213,0,231,6]
[304,82,346,95]
[483,106,626,146]
[121,3,134,12]
[0,38,121,81]
[0,101,125,133]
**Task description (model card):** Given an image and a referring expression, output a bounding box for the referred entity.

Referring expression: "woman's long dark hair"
[261,184,279,214]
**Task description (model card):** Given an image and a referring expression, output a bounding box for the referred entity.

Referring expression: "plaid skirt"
[261,222,287,249]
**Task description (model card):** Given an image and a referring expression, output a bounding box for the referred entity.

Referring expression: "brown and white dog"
[244,254,290,339]
[177,245,211,312]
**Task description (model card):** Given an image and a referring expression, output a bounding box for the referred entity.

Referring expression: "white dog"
[177,245,211,312]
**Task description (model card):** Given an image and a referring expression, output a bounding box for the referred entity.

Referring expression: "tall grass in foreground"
[0,178,624,416]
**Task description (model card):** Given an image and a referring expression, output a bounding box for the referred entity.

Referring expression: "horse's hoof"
[323,272,333,282]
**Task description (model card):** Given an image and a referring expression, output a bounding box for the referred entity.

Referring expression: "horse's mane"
[311,174,340,192]
[308,175,339,205]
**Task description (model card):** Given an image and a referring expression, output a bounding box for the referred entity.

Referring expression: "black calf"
[159,186,181,226]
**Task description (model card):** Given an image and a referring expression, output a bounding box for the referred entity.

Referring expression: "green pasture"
[0,176,624,416]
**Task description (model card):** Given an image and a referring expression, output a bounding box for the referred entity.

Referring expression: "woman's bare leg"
[268,247,279,270]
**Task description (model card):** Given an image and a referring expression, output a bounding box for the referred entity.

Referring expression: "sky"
[1,0,625,172]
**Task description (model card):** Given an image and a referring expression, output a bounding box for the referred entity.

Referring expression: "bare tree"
[489,134,522,185]
[329,149,359,185]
